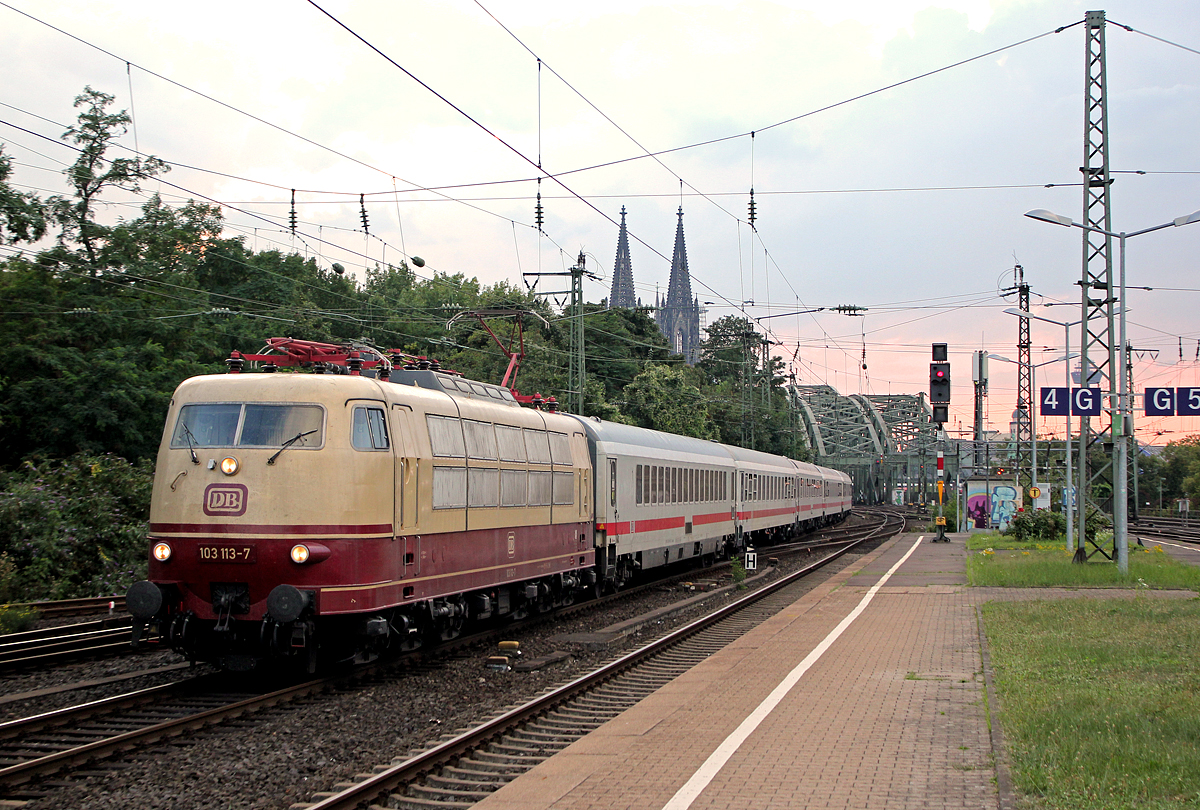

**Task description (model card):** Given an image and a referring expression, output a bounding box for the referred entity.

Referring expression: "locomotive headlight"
[288,542,330,564]
[219,456,240,476]
[152,542,172,562]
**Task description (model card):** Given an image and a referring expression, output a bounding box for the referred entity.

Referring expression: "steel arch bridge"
[788,385,948,505]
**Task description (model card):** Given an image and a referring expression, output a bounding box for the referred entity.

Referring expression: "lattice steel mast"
[1076,9,1118,562]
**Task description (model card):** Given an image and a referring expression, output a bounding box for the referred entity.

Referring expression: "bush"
[0,453,153,600]
[1003,509,1066,544]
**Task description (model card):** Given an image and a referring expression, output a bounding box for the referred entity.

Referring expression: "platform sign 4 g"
[1040,387,1103,417]
[1145,387,1200,416]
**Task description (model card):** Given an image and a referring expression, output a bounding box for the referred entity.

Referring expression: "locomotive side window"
[468,468,499,507]
[351,406,389,450]
[524,429,552,464]
[432,466,467,509]
[610,459,617,506]
[552,471,573,505]
[172,403,323,449]
[500,469,527,506]
[496,425,526,461]
[463,420,498,460]
[427,415,466,458]
[529,471,552,506]
[548,432,572,465]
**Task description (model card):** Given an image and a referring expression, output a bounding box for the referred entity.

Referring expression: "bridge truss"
[790,386,954,505]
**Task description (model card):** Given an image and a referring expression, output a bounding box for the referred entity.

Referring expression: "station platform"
[473,532,1198,810]
[474,532,1004,810]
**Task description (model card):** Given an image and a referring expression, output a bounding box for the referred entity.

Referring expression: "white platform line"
[660,534,927,810]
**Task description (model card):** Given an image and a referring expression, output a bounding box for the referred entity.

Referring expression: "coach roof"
[561,415,736,461]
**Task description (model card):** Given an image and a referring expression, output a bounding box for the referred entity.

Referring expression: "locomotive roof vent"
[389,368,520,407]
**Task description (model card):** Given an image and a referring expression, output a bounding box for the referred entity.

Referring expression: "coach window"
[610,458,617,506]
[351,406,389,450]
[636,464,643,504]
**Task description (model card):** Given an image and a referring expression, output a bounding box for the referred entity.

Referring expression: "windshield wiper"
[179,423,200,465]
[267,429,318,465]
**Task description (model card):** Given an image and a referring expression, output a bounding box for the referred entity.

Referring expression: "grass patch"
[984,598,1200,809]
[966,532,1047,551]
[967,545,1200,590]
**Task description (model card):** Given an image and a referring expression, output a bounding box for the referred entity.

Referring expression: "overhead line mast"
[1076,9,1117,563]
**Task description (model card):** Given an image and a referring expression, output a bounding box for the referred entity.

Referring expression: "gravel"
[3,539,878,810]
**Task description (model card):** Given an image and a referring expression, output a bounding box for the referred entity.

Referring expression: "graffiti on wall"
[965,480,1022,531]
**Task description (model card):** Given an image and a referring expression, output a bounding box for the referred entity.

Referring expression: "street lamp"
[989,352,1078,519]
[1025,206,1200,574]
[1004,309,1082,554]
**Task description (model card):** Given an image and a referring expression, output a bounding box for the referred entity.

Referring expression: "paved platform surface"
[475,533,996,810]
[473,532,1197,810]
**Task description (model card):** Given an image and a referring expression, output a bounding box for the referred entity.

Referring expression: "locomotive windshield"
[171,403,324,448]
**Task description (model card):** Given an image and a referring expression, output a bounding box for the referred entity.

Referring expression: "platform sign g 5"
[1040,387,1069,416]
[1145,387,1176,416]
[1179,387,1200,416]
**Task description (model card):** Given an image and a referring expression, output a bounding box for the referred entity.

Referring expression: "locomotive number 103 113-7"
[197,545,256,564]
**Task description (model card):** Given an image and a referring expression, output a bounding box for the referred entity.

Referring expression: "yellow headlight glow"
[290,544,310,564]
[220,457,239,475]
[152,542,172,562]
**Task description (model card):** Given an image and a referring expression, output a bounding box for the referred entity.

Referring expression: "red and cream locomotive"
[126,340,850,671]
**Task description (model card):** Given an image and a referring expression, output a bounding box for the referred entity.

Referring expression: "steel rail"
[9,596,127,619]
[0,675,331,787]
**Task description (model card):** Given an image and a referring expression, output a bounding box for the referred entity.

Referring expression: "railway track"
[0,512,895,800]
[9,597,126,621]
[1130,522,1200,547]
[298,510,904,810]
[0,674,325,795]
[0,618,140,674]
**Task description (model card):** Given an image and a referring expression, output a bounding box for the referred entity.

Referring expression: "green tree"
[46,87,169,270]
[1160,435,1200,508]
[621,364,717,440]
[0,147,47,244]
[698,315,757,386]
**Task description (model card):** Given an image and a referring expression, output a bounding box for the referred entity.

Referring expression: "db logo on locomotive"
[203,483,248,516]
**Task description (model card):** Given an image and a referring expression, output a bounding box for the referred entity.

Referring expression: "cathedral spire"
[610,206,636,308]
[655,206,700,363]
